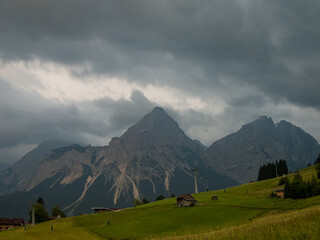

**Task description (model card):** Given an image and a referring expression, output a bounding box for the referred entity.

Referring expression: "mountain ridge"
[205,116,320,183]
[0,107,237,218]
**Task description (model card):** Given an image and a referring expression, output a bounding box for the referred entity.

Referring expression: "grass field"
[1,166,320,239]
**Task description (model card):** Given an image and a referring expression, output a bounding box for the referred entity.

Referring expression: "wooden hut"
[274,189,285,198]
[211,195,218,200]
[176,194,197,207]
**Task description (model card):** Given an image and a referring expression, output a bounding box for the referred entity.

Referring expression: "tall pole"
[32,205,35,226]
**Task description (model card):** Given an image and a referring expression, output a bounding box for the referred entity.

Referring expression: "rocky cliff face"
[0,139,70,194]
[0,107,237,218]
[205,116,320,183]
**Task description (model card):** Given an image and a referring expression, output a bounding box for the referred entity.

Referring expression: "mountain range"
[0,108,319,219]
[205,116,320,183]
[0,107,236,218]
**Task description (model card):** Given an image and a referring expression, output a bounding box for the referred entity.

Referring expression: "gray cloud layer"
[0,79,156,162]
[1,0,320,162]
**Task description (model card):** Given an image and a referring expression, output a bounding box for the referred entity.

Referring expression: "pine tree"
[29,203,48,223]
[284,180,292,198]
[307,176,319,197]
[36,197,45,206]
[317,164,320,179]
[314,154,320,165]
[51,205,66,218]
[291,173,308,199]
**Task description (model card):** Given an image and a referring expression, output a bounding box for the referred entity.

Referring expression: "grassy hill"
[1,166,320,240]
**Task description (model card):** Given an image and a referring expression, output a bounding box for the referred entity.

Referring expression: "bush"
[279,176,289,186]
[133,198,142,207]
[156,195,165,201]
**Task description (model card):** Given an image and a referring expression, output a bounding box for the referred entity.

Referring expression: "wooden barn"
[0,218,25,232]
[91,207,120,213]
[274,189,285,198]
[176,194,197,207]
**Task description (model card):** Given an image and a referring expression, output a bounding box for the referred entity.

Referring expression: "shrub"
[156,195,165,201]
[133,198,142,207]
[279,176,289,186]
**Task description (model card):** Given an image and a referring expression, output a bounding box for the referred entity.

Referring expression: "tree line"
[29,197,65,223]
[258,159,288,181]
[281,154,320,199]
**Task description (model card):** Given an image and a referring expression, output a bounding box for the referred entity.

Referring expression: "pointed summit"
[120,107,186,146]
[241,116,275,130]
[134,107,178,130]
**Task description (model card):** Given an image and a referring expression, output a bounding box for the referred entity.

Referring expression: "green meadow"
[1,166,320,239]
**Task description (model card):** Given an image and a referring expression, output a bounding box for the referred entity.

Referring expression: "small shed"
[274,189,285,198]
[176,194,197,207]
[211,195,218,200]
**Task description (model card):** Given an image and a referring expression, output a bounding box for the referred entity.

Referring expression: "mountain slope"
[2,165,320,240]
[0,107,237,218]
[205,116,320,183]
[0,139,71,195]
[0,161,10,173]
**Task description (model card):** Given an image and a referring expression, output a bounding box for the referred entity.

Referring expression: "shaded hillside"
[205,116,320,183]
[2,166,320,240]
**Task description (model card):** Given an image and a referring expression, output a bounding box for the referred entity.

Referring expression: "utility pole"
[30,203,35,226]
[192,168,198,194]
[30,195,37,226]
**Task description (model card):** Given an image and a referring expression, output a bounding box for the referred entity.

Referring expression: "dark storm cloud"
[1,0,320,161]
[1,0,320,110]
[0,79,156,162]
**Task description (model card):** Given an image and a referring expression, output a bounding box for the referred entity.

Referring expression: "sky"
[1,0,320,164]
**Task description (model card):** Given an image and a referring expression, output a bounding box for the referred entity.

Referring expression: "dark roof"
[0,218,25,226]
[176,194,197,202]
[91,207,121,211]
[275,189,285,192]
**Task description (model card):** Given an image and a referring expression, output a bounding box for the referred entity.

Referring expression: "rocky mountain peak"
[237,116,275,140]
[120,107,186,146]
[241,116,275,129]
[206,116,320,183]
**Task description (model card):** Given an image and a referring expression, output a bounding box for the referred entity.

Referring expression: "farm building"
[274,189,285,198]
[91,207,120,213]
[211,195,218,200]
[0,218,25,232]
[176,194,197,207]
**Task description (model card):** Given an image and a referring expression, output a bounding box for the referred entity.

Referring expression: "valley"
[1,165,320,239]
